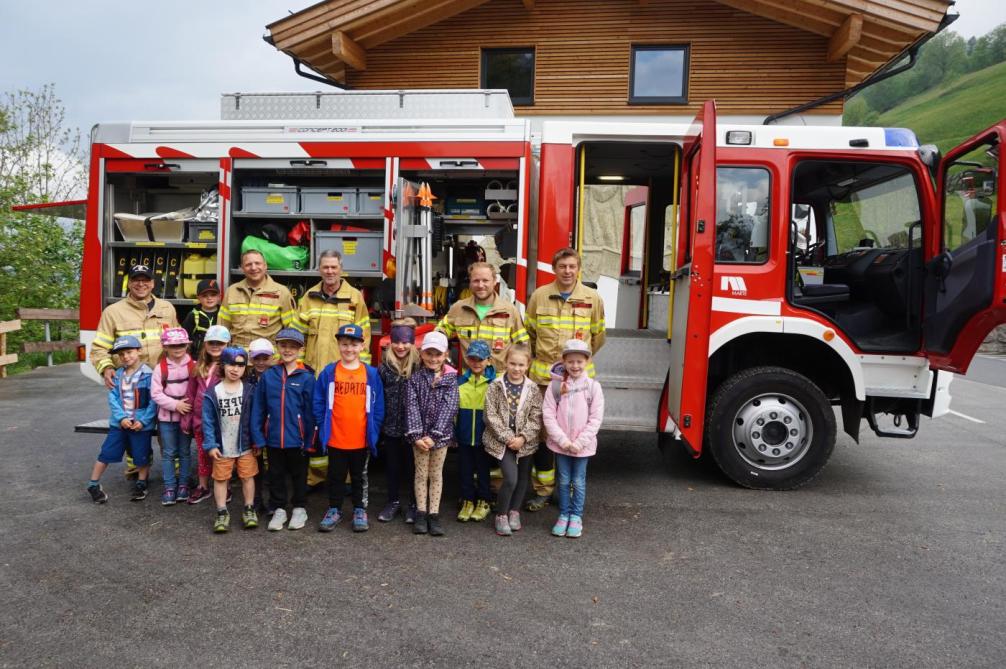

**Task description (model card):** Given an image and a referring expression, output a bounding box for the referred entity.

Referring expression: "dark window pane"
[631,46,688,103]
[482,48,534,105]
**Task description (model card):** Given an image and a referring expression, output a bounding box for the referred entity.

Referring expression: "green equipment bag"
[240,235,309,271]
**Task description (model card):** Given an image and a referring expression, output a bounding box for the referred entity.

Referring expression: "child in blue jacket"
[312,324,385,533]
[250,329,315,531]
[87,336,158,504]
[202,347,258,533]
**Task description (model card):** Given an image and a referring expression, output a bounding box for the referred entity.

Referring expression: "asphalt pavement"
[1,360,1005,667]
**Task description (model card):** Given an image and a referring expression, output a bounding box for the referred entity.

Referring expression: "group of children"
[85,316,605,538]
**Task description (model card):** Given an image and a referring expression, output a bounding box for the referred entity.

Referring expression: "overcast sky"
[1,0,1004,138]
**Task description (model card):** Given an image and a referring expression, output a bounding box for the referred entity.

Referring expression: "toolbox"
[299,187,355,215]
[314,230,383,276]
[241,186,297,214]
[356,188,385,215]
[187,220,217,243]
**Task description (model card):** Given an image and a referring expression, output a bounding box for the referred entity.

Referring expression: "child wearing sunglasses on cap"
[202,346,258,533]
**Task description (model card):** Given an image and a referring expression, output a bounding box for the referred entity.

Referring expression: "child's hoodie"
[249,362,315,450]
[542,361,605,458]
[109,364,157,432]
[455,365,496,447]
[150,355,194,423]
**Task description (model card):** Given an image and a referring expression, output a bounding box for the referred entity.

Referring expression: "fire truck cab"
[538,101,1006,488]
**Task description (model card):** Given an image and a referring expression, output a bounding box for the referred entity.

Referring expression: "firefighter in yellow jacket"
[91,263,179,387]
[293,249,371,369]
[523,247,606,511]
[436,262,527,371]
[218,249,296,348]
[90,264,179,477]
[292,249,372,487]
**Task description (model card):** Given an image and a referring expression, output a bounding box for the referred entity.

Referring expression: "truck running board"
[864,397,921,439]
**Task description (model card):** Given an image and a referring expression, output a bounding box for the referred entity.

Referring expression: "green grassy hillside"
[868,60,1006,152]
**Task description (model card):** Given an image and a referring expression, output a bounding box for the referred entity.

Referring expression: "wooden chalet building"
[266,0,954,126]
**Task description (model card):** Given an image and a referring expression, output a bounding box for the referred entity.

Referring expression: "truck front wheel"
[705,366,836,490]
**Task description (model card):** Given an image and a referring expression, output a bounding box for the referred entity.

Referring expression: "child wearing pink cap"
[151,327,195,505]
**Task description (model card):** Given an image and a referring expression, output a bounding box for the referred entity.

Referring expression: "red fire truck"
[49,91,1006,489]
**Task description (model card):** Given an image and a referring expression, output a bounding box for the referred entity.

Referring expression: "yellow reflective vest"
[218,275,296,348]
[91,296,179,374]
[436,293,528,372]
[524,280,606,385]
[293,279,372,370]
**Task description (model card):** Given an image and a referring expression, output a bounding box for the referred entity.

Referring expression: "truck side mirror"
[918,144,941,180]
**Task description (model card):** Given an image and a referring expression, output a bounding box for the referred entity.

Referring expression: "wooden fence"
[0,308,80,377]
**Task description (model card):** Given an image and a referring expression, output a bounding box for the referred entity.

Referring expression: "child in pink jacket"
[150,328,195,505]
[542,339,604,538]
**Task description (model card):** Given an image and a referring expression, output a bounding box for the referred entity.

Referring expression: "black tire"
[705,366,836,490]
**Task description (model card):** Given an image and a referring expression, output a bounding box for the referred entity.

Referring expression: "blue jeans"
[556,453,589,518]
[159,421,191,489]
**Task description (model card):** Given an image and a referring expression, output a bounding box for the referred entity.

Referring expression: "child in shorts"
[86,336,157,503]
[202,346,258,533]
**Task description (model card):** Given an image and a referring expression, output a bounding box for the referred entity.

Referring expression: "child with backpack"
[150,327,195,505]
[250,329,315,531]
[482,342,542,537]
[542,339,605,538]
[377,318,420,524]
[404,331,459,537]
[455,339,495,523]
[181,324,230,505]
[86,336,157,503]
[202,346,258,533]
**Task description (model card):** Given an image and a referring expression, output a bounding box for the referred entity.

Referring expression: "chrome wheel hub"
[731,393,813,471]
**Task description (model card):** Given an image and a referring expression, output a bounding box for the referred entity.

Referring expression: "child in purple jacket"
[404,331,459,537]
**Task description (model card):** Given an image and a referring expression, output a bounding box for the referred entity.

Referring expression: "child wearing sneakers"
[312,324,384,533]
[246,337,275,512]
[250,329,315,531]
[180,324,229,504]
[150,327,195,505]
[377,318,420,524]
[405,331,459,537]
[202,346,258,533]
[454,339,495,524]
[86,336,157,503]
[542,339,605,538]
[483,342,542,536]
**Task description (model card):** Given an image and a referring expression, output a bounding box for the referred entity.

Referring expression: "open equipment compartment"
[227,159,386,306]
[102,160,221,323]
[397,166,521,319]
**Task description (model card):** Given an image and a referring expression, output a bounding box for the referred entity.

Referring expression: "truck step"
[593,331,670,384]
[599,384,663,432]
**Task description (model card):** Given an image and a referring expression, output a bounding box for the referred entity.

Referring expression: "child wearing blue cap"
[250,328,315,531]
[455,339,495,523]
[86,335,157,503]
[312,323,384,533]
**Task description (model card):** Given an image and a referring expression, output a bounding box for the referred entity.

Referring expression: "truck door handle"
[143,163,180,171]
[439,160,479,168]
[289,159,327,167]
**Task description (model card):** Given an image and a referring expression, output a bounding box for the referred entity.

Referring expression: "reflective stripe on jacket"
[218,275,296,348]
[436,293,527,372]
[524,280,605,385]
[91,296,178,374]
[292,280,371,369]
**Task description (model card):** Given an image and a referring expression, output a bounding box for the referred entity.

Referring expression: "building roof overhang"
[266,0,954,88]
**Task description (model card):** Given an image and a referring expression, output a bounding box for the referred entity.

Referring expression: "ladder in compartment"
[591,329,670,432]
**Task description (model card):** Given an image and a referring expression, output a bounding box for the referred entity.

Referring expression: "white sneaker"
[288,507,308,530]
[268,507,288,531]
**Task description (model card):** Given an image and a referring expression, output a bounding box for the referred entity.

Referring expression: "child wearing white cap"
[404,330,459,537]
[541,339,605,538]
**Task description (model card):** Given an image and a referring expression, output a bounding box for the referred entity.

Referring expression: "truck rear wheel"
[705,366,836,490]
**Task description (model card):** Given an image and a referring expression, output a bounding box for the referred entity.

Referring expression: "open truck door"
[924,122,1006,373]
[663,101,717,452]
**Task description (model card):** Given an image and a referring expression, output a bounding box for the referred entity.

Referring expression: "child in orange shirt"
[311,324,384,533]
